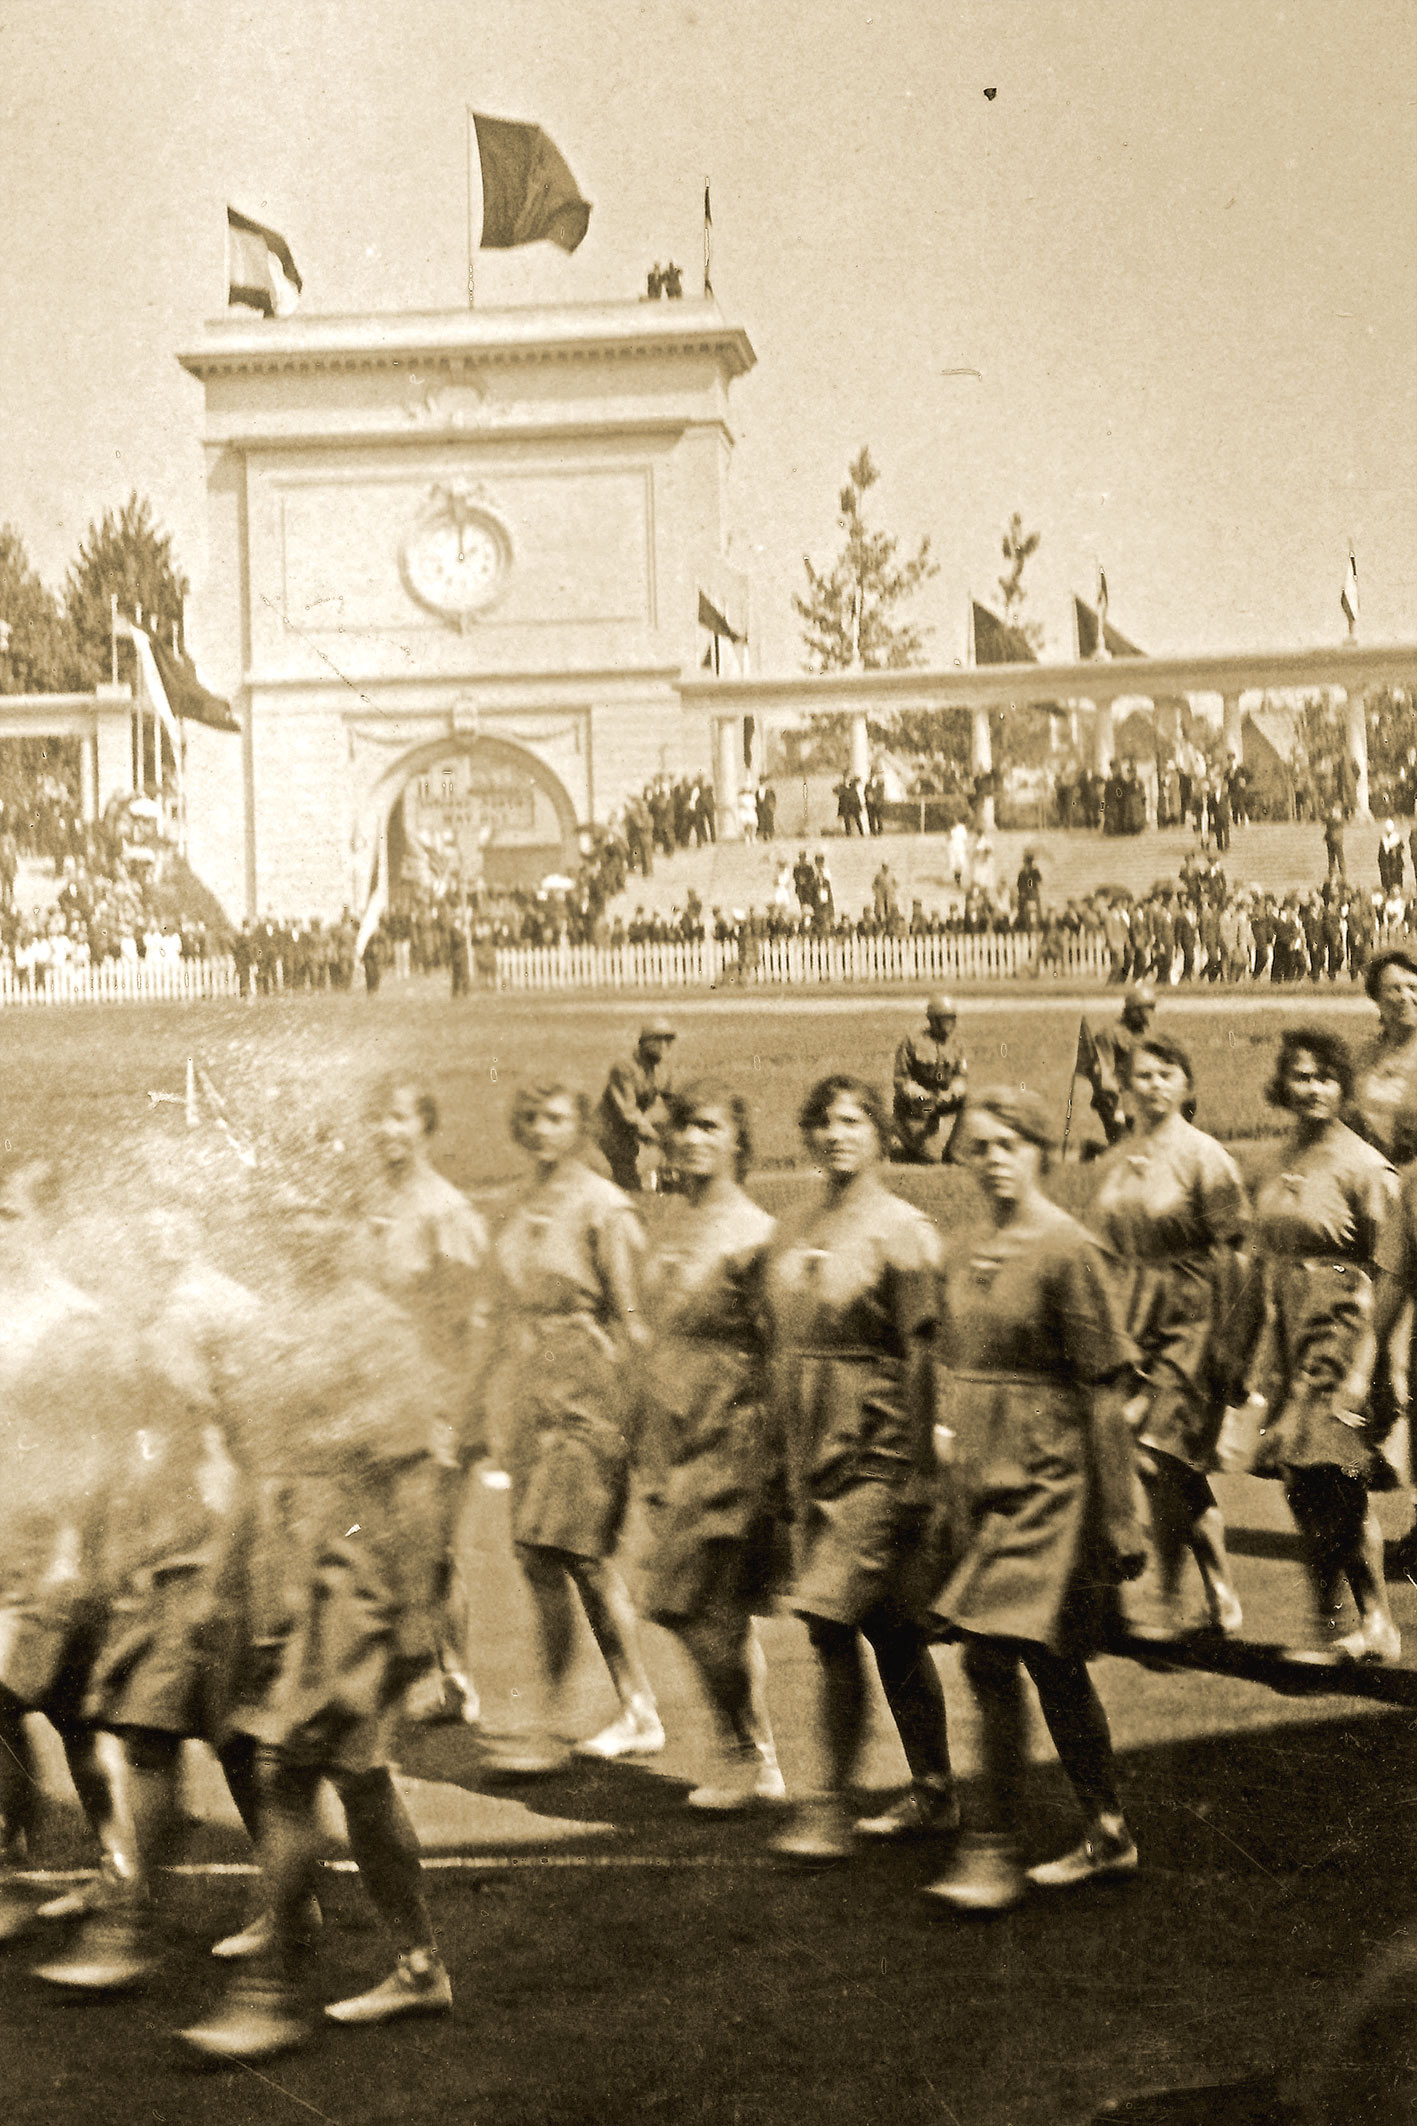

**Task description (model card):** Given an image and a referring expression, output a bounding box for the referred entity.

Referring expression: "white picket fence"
[494,930,1112,992]
[0,956,241,1008]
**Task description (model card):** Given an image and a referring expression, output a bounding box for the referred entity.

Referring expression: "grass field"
[0,986,1371,1201]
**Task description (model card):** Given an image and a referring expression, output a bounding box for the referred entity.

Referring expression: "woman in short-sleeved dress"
[926,1087,1147,1913]
[1092,1033,1257,1641]
[1248,1027,1401,1663]
[482,1080,662,1766]
[1350,946,1417,1573]
[766,1075,954,1864]
[638,1082,787,1810]
[180,1216,456,2063]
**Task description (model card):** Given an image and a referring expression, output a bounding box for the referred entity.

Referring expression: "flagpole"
[466,108,476,309]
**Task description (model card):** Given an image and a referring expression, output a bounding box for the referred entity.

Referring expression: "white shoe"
[573,1707,665,1759]
[36,1880,105,1923]
[324,1948,452,2026]
[686,1740,782,1811]
[180,1977,311,2061]
[1336,1618,1402,1664]
[855,1778,959,1840]
[1027,1817,1138,1890]
[212,1896,322,1962]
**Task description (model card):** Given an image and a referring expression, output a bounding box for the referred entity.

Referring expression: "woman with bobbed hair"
[1352,947,1417,1166]
[766,1074,955,1863]
[637,1081,787,1810]
[1351,945,1417,1574]
[925,1087,1147,1913]
[1091,1032,1257,1642]
[1249,1028,1401,1663]
[479,1080,663,1766]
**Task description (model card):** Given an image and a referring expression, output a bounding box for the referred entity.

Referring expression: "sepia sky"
[1,0,1414,672]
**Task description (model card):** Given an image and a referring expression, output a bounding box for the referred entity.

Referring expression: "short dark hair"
[665,1079,754,1181]
[1265,1026,1355,1109]
[509,1080,591,1149]
[1364,947,1417,1004]
[1131,1033,1198,1123]
[798,1073,891,1150]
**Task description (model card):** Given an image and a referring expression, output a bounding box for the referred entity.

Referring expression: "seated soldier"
[891,995,969,1164]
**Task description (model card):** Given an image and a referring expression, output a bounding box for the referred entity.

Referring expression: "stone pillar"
[1222,692,1243,767]
[849,708,871,784]
[1093,700,1114,776]
[79,731,97,822]
[971,705,995,830]
[715,716,741,838]
[1346,687,1370,818]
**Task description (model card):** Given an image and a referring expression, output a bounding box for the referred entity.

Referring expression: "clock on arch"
[400,483,513,629]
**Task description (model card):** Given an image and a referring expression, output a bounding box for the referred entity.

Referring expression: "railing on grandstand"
[492,931,1113,991]
[0,956,241,1006]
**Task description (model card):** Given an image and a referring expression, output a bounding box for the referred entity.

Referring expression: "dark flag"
[473,114,591,252]
[971,600,1038,665]
[704,180,713,296]
[1073,595,1143,660]
[148,636,239,732]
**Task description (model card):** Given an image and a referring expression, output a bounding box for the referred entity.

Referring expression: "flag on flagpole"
[227,207,302,317]
[1341,547,1359,634]
[471,114,590,252]
[703,179,713,296]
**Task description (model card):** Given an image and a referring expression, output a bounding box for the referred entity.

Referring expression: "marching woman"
[767,1075,954,1863]
[1350,946,1417,1575]
[358,1080,489,1727]
[1351,945,1417,1168]
[0,1164,137,1950]
[36,1197,265,1993]
[1248,1028,1401,1663]
[482,1081,662,1767]
[927,1088,1147,1913]
[637,1081,787,1810]
[181,1193,455,2061]
[1091,1033,1256,1642]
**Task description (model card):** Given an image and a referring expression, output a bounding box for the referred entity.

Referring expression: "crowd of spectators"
[0,787,221,988]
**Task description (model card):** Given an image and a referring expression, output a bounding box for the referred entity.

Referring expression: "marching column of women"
[0,1037,1409,2062]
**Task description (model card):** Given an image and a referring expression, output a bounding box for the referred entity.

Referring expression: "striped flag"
[704,180,713,296]
[227,207,302,317]
[1341,548,1359,632]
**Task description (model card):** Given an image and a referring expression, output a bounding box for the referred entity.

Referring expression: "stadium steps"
[603,818,1389,923]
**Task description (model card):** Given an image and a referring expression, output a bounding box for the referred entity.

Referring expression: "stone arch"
[363,732,580,901]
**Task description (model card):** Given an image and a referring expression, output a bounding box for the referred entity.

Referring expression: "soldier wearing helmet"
[891,994,969,1164]
[596,1018,679,1191]
[1082,981,1157,1148]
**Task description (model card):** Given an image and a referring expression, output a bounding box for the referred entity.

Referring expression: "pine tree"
[794,449,938,672]
[996,512,1044,655]
[0,526,74,693]
[64,492,190,688]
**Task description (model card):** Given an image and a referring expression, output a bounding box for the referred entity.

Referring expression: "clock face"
[401,505,511,621]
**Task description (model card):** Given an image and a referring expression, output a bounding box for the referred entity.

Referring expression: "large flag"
[227,207,302,317]
[1073,595,1143,660]
[148,635,239,733]
[1341,547,1360,632]
[971,600,1038,665]
[703,180,713,296]
[473,114,590,252]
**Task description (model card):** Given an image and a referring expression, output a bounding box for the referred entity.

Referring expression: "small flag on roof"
[227,207,303,317]
[1341,547,1359,634]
